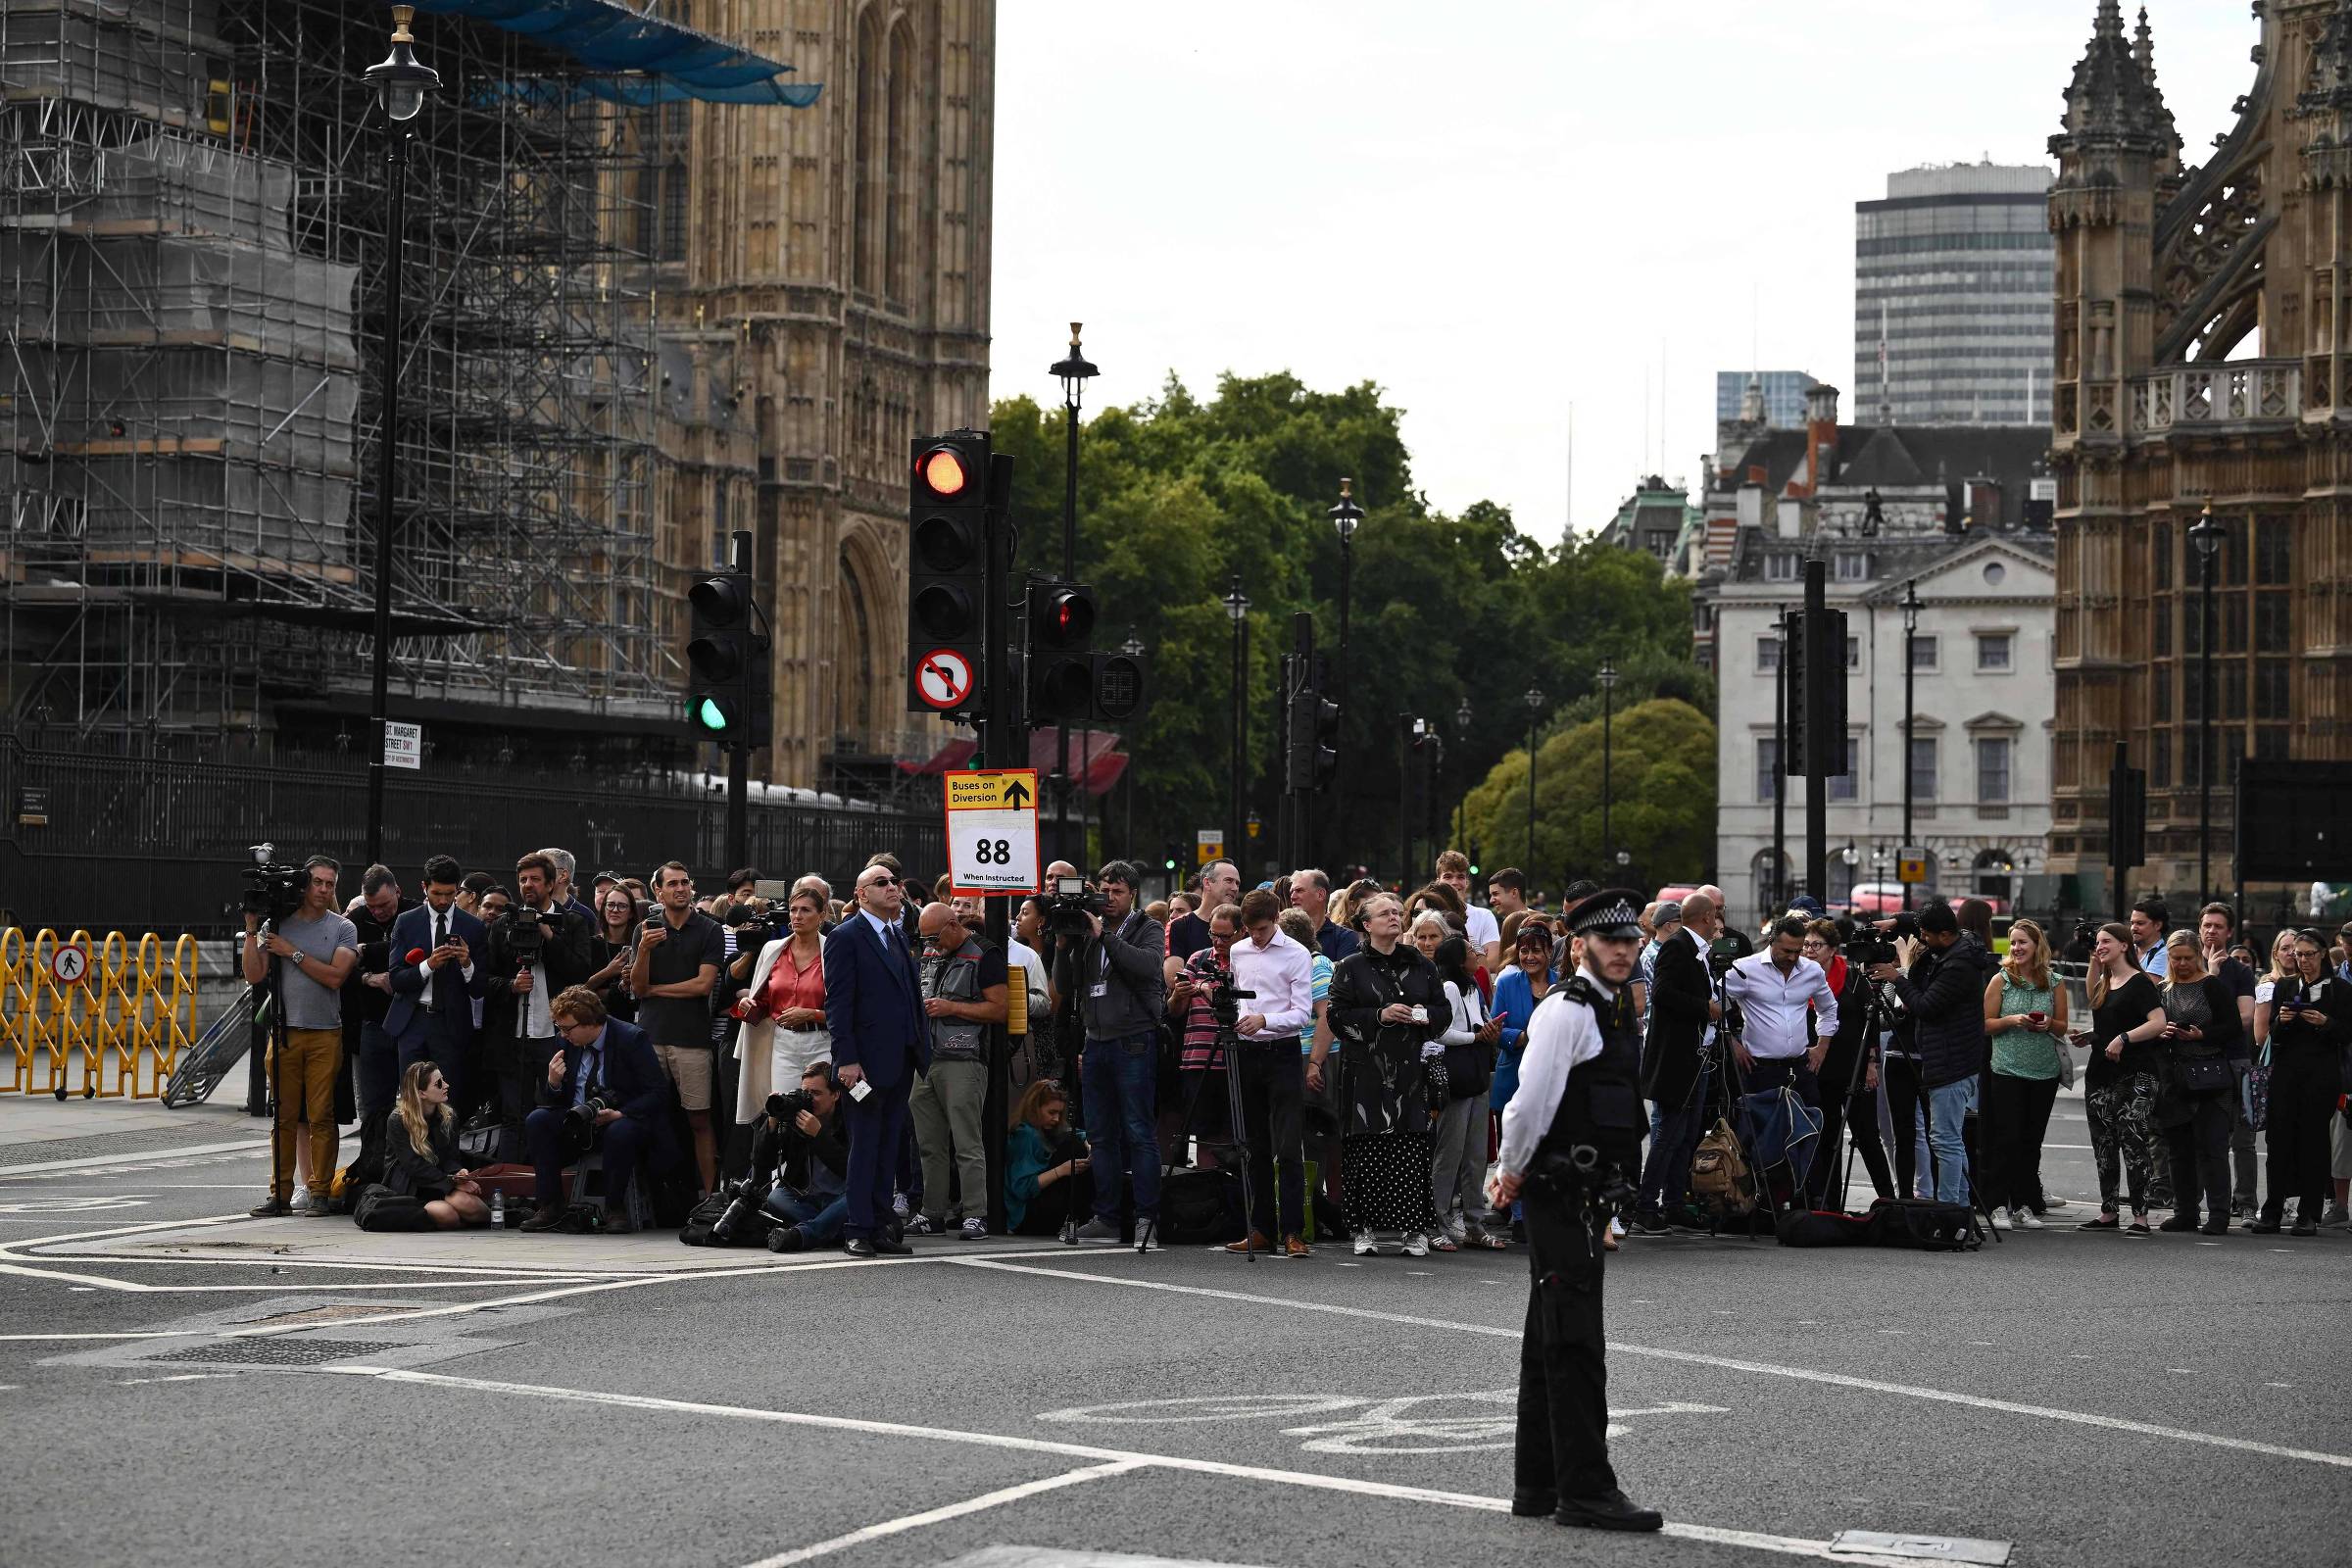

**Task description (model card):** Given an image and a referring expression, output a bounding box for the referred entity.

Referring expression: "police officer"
[1487,887,1663,1533]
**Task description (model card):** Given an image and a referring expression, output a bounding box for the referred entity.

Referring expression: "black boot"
[1556,1488,1664,1532]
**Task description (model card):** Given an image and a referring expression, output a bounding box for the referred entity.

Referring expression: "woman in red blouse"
[732,886,829,1126]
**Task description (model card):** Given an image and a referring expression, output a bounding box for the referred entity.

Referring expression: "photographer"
[629,861,726,1197]
[1865,904,1988,1206]
[242,856,359,1217]
[755,1061,850,1251]
[1166,903,1244,1154]
[518,987,670,1233]
[482,853,597,1161]
[1004,1080,1092,1236]
[1054,860,1166,1244]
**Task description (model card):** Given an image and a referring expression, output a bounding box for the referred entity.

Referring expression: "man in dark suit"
[823,860,931,1258]
[519,986,672,1233]
[1631,894,1724,1232]
[382,855,490,1114]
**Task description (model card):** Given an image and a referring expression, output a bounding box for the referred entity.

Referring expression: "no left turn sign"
[914,648,974,710]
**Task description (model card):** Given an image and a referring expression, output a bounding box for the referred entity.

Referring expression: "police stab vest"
[1533,974,1645,1174]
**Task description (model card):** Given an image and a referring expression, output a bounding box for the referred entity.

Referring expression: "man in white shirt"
[1438,850,1501,971]
[1722,916,1838,1107]
[1222,888,1317,1257]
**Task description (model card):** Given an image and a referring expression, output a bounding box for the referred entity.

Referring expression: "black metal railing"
[0,739,944,937]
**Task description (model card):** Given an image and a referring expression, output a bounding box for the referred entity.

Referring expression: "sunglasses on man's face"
[864,875,898,888]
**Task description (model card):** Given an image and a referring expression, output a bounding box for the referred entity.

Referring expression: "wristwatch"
[290,950,308,968]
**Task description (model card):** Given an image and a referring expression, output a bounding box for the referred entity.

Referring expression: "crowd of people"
[235,842,2352,1252]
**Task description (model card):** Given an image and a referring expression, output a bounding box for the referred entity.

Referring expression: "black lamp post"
[1597,660,1618,876]
[1329,478,1363,861]
[361,6,438,867]
[1224,576,1250,864]
[1523,685,1544,882]
[1121,633,1145,853]
[1047,324,1099,863]
[1900,579,1922,912]
[1452,697,1473,847]
[2189,504,2222,906]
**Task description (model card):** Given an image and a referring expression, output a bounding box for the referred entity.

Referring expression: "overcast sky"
[991,1,2251,545]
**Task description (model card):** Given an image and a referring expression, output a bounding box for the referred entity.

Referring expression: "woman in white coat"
[733,886,830,1127]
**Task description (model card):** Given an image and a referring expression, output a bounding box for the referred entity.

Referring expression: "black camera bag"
[678,1190,779,1248]
[1865,1196,1982,1252]
[352,1183,429,1233]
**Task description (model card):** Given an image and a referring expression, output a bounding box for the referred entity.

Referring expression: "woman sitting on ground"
[383,1060,490,1229]
[1004,1080,1091,1237]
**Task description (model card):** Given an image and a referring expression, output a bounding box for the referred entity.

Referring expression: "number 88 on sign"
[944,768,1042,895]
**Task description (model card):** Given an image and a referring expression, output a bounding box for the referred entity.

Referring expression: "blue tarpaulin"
[411,0,823,106]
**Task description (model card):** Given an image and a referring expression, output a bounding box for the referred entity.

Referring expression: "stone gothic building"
[651,1,995,792]
[2047,0,2351,899]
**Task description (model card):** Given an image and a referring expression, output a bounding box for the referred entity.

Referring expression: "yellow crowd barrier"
[0,928,200,1099]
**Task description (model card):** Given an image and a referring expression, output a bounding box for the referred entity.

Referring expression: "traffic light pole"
[1803,558,1828,909]
[981,452,1016,1237]
[725,528,752,873]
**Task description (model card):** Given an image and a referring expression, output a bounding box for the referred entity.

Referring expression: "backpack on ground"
[351,1183,428,1232]
[1773,1207,1874,1248]
[1157,1166,1246,1245]
[1688,1117,1755,1222]
[1866,1196,1982,1251]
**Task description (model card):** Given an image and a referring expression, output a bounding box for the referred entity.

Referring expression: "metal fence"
[0,741,945,937]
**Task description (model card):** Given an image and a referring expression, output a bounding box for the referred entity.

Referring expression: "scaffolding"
[0,0,801,750]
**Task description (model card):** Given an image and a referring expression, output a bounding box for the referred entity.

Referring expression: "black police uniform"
[1509,888,1661,1533]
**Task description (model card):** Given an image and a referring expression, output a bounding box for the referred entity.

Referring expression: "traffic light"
[1802,606,1849,777]
[1310,680,1341,792]
[1023,578,1146,724]
[686,566,764,745]
[906,431,990,717]
[1025,580,1096,722]
[1287,685,1338,793]
[2109,756,2147,872]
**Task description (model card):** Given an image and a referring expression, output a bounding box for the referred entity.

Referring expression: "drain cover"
[150,1338,402,1368]
[1830,1532,2012,1566]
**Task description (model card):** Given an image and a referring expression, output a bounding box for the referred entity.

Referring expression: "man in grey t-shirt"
[242,856,359,1216]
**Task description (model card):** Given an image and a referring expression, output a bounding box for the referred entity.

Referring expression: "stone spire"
[2051,0,2176,162]
[2300,0,2352,185]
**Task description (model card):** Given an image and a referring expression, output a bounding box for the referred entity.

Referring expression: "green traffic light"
[694,697,731,732]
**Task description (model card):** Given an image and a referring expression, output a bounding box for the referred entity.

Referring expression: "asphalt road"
[1,1095,2345,1568]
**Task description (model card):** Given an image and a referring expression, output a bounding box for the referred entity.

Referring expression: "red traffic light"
[1028,583,1095,648]
[916,446,969,499]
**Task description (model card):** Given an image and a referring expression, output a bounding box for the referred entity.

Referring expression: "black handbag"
[2175,1050,2232,1096]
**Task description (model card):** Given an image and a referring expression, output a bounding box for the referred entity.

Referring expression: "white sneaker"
[289,1183,310,1210]
[1402,1232,1430,1257]
[1992,1208,2015,1231]
[1609,1216,1627,1239]
[2016,1209,2045,1230]
[1352,1233,1377,1256]
[2041,1195,2071,1209]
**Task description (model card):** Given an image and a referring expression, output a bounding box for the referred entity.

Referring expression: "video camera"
[239,844,307,924]
[717,900,784,949]
[506,906,560,966]
[1195,954,1256,1034]
[1043,875,1108,940]
[1845,910,1922,969]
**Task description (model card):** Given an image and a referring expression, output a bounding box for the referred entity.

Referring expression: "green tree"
[1456,698,1717,899]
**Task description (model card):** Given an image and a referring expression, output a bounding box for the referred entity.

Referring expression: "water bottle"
[491,1190,506,1228]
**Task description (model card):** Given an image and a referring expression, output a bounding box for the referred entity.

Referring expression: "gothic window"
[838,544,877,741]
[886,19,916,304]
[853,7,884,294]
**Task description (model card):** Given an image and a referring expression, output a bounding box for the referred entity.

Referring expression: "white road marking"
[2267,1383,2291,1389]
[735,1461,1143,1568]
[116,1373,237,1386]
[949,1258,2352,1471]
[327,1366,1922,1568]
[0,1141,269,1178]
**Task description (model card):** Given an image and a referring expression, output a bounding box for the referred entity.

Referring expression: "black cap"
[1566,887,1645,940]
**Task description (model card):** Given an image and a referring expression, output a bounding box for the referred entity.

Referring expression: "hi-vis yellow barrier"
[0,929,201,1099]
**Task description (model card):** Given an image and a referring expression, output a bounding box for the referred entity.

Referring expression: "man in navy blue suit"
[380,855,490,1118]
[518,986,672,1233]
[823,860,931,1257]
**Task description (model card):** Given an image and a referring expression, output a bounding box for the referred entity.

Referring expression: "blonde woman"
[383,1061,489,1229]
[1982,918,2067,1230]
[2156,932,2241,1233]
[733,887,830,1127]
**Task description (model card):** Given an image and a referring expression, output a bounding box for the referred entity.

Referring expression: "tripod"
[1134,1023,1261,1259]
[261,948,294,1210]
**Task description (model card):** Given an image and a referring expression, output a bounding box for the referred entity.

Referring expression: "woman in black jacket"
[1802,919,1886,1205]
[2252,931,2352,1236]
[384,1061,490,1229]
[2154,933,2241,1234]
[1321,892,1447,1257]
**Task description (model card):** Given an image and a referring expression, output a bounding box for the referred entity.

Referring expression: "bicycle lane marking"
[949,1256,2352,1471]
[323,1365,1922,1568]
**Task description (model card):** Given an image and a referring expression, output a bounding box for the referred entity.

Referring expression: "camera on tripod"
[1845,910,1922,968]
[1044,875,1108,939]
[506,906,555,965]
[1198,956,1255,1033]
[239,844,306,923]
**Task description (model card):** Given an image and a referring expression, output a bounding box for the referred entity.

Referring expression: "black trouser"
[1235,1044,1306,1239]
[1516,1183,1617,1502]
[1841,1085,1895,1202]
[1885,1055,1923,1198]
[2161,1094,2231,1224]
[1983,1071,2060,1212]
[2261,1053,2337,1225]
